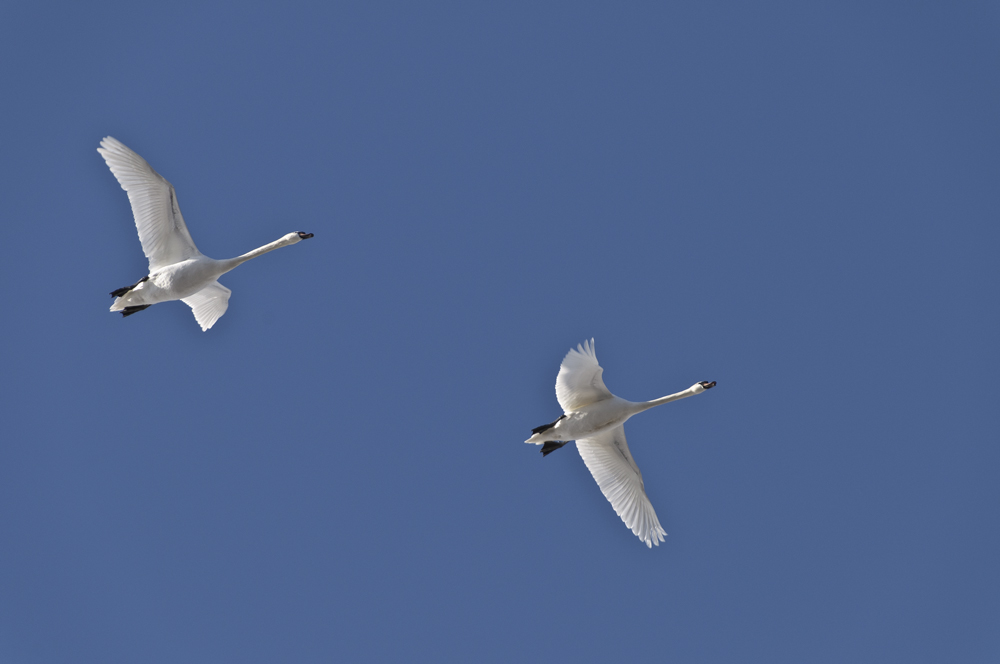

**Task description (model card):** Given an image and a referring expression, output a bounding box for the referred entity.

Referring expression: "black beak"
[699,381,717,389]
[297,232,314,239]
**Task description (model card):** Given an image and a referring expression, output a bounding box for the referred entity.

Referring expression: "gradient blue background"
[1,2,998,662]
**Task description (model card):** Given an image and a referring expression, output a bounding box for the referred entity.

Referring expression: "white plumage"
[527,339,716,547]
[555,339,612,412]
[99,136,313,330]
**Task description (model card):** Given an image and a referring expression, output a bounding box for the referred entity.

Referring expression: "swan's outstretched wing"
[576,426,666,547]
[556,339,614,412]
[98,137,200,272]
[181,281,231,331]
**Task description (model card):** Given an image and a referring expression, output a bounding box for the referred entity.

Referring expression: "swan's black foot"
[532,414,566,435]
[121,305,151,317]
[111,276,149,298]
[541,441,568,456]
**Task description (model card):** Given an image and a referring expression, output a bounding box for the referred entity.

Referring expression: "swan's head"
[280,231,314,245]
[691,381,716,394]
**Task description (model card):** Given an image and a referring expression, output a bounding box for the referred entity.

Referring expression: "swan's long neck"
[221,233,300,271]
[635,383,705,413]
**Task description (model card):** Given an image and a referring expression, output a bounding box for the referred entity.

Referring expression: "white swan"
[526,339,716,547]
[98,136,314,331]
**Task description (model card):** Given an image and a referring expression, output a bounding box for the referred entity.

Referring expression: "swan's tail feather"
[540,441,569,456]
[120,305,151,317]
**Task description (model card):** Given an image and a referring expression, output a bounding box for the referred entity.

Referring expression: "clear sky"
[1,2,998,662]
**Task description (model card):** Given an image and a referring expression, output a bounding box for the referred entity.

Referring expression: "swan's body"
[526,339,716,547]
[98,136,313,330]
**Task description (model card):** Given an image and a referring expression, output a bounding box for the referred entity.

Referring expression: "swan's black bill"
[121,305,151,317]
[297,232,314,239]
[699,381,717,389]
[541,441,568,456]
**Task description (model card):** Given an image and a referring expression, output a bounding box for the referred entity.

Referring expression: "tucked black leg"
[532,414,566,435]
[121,305,152,317]
[541,441,569,456]
[111,275,149,298]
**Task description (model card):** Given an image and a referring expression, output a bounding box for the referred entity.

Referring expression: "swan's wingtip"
[644,532,667,548]
[98,136,120,151]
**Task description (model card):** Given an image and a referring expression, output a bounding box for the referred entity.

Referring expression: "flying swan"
[526,339,716,547]
[98,136,314,331]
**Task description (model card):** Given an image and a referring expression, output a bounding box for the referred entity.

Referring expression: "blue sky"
[1,1,998,662]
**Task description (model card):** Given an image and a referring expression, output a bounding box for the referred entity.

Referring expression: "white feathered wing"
[97,136,201,271]
[181,281,231,331]
[556,339,613,412]
[576,426,667,547]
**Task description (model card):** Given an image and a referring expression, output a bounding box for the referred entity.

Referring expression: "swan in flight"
[98,136,314,331]
[526,339,716,547]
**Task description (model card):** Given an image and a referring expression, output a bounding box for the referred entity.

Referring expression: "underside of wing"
[556,339,613,412]
[181,281,231,331]
[98,136,200,272]
[575,426,666,547]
